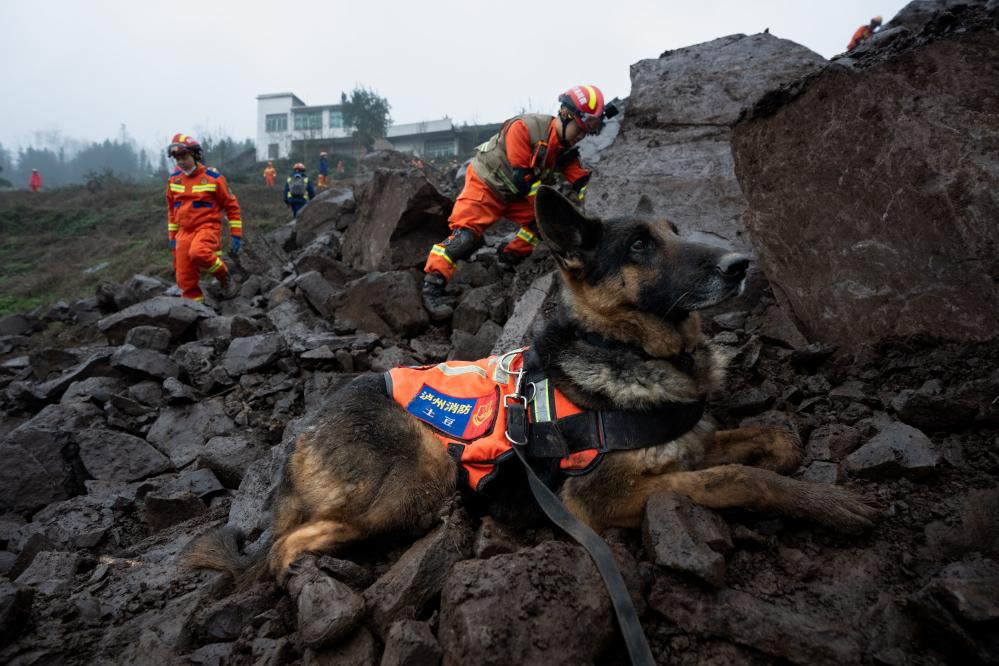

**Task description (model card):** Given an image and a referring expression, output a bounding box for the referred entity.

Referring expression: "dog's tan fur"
[185,186,876,582]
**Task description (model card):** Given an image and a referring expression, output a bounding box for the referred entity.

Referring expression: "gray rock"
[643,491,732,586]
[587,33,826,254]
[713,311,747,331]
[14,550,81,596]
[364,510,473,637]
[0,401,104,513]
[473,516,525,559]
[18,494,115,550]
[448,321,503,362]
[0,581,33,647]
[162,376,198,403]
[111,344,180,380]
[77,428,172,482]
[439,540,615,665]
[222,334,286,376]
[124,326,172,351]
[197,436,263,488]
[846,421,941,479]
[380,619,442,666]
[296,271,344,320]
[451,284,508,334]
[491,271,556,354]
[196,315,258,341]
[304,626,378,666]
[143,490,206,531]
[343,168,452,271]
[650,580,863,664]
[336,271,429,338]
[226,444,289,538]
[369,346,419,373]
[146,399,236,468]
[891,381,980,431]
[9,349,116,403]
[295,185,356,247]
[806,423,862,462]
[97,296,215,344]
[60,376,124,405]
[801,461,842,484]
[287,556,366,648]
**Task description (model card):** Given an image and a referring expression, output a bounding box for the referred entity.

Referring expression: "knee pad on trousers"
[440,227,483,263]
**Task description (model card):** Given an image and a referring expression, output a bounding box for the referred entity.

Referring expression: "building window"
[424,138,457,158]
[268,143,279,159]
[329,110,344,128]
[294,111,322,131]
[266,114,288,132]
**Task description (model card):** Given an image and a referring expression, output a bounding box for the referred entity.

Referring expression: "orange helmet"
[559,85,606,134]
[293,162,306,171]
[167,133,201,158]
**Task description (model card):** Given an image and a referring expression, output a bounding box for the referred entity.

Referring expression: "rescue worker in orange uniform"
[848,15,882,51]
[28,169,42,192]
[263,160,277,188]
[421,85,608,321]
[165,133,243,302]
[317,151,329,188]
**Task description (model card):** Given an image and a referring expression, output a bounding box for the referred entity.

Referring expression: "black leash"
[500,352,655,666]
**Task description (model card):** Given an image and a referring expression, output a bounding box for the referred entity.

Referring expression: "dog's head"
[535,186,748,334]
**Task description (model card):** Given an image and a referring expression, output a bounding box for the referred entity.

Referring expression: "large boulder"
[731,4,999,350]
[342,169,452,271]
[587,33,826,253]
[294,186,355,247]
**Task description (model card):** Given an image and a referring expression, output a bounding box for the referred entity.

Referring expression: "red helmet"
[558,85,606,134]
[167,133,201,158]
[293,162,306,171]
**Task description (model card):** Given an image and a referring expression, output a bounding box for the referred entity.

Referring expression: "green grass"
[0,182,294,317]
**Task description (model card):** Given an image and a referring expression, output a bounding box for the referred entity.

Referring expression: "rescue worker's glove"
[230,237,241,255]
[555,146,580,169]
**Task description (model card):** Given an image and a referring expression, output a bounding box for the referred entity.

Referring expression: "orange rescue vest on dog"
[386,350,601,491]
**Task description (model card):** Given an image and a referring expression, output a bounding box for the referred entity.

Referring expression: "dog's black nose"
[716,253,750,279]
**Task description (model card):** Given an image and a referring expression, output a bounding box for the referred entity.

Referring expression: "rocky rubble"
[1,3,998,663]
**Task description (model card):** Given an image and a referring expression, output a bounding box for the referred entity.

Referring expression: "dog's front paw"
[796,483,878,534]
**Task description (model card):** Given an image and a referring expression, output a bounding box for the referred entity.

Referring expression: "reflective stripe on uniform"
[191,184,217,193]
[527,180,541,198]
[430,244,455,266]
[169,183,185,192]
[167,224,180,231]
[577,184,587,201]
[228,220,242,230]
[516,227,539,246]
[207,257,225,274]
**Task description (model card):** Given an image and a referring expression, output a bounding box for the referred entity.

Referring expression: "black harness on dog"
[504,347,705,666]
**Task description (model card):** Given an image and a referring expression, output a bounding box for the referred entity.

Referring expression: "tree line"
[0,133,254,190]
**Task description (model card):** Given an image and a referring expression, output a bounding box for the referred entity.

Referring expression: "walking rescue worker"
[28,169,42,192]
[263,160,277,188]
[283,162,314,218]
[421,84,607,321]
[317,151,329,188]
[848,15,882,50]
[165,133,243,302]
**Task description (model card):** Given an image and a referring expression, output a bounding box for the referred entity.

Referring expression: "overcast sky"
[1,0,908,155]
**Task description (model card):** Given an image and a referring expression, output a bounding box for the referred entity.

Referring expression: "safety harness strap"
[506,403,655,666]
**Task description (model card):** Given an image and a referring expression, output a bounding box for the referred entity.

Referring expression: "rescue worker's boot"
[422,272,453,322]
[218,272,240,300]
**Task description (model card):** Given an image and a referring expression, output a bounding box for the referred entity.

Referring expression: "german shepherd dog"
[187,186,876,582]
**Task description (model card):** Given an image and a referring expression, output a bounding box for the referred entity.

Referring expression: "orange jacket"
[504,118,589,186]
[263,165,277,180]
[28,172,42,191]
[166,164,242,241]
[848,25,872,50]
[387,350,599,491]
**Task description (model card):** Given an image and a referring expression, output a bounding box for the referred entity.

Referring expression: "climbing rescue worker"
[165,133,243,302]
[848,15,882,50]
[283,163,314,218]
[263,160,277,188]
[421,85,608,321]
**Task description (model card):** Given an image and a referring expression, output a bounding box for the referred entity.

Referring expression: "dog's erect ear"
[634,195,655,217]
[535,186,600,276]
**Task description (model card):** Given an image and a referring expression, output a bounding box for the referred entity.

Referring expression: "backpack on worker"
[289,173,308,198]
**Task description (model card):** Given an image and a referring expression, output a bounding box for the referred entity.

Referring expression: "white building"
[256,92,463,161]
[255,92,353,161]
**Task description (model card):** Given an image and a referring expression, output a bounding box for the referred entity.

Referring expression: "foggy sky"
[0,0,908,155]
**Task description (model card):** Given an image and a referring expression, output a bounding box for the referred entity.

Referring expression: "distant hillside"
[0,180,292,316]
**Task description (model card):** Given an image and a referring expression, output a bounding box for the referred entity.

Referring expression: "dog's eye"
[630,238,648,252]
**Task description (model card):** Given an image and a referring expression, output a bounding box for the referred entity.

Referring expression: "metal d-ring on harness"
[500,351,656,666]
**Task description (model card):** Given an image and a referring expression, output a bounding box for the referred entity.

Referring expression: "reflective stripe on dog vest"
[386,350,595,491]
